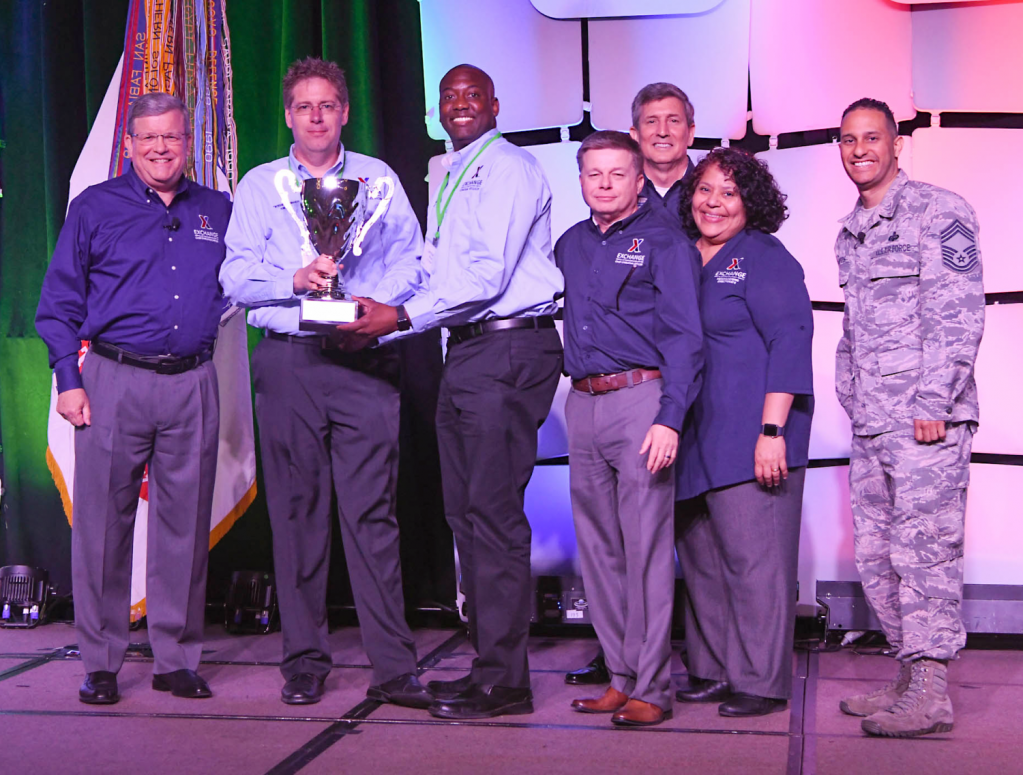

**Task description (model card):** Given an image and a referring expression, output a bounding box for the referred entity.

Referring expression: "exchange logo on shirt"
[715,256,746,284]
[615,238,645,266]
[459,165,485,192]
[194,213,220,244]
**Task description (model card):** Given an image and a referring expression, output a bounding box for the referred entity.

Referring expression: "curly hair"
[283,57,348,108]
[679,148,788,239]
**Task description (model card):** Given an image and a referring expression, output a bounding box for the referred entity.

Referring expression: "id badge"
[422,240,438,275]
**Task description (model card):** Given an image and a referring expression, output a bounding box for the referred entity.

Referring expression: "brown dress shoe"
[571,686,628,714]
[612,698,672,727]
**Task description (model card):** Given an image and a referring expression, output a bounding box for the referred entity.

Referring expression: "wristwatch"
[395,304,412,332]
[761,423,785,438]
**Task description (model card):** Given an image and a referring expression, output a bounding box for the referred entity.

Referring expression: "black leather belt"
[447,315,556,345]
[265,330,330,348]
[90,341,212,375]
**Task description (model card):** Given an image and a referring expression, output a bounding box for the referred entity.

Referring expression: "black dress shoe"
[281,673,325,705]
[367,672,433,709]
[564,653,610,686]
[152,669,212,698]
[718,692,787,717]
[426,672,474,701]
[80,671,119,705]
[676,678,732,703]
[429,684,534,719]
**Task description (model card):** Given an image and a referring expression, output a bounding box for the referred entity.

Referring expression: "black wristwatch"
[395,304,412,332]
[761,423,785,438]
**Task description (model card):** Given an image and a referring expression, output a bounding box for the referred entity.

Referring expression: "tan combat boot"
[839,660,911,717]
[861,658,953,737]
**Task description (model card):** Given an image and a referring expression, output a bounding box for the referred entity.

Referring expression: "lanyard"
[433,132,501,244]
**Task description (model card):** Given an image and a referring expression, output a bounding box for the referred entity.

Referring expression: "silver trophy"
[273,170,394,330]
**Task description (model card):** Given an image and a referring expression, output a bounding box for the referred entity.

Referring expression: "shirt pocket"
[869,253,920,330]
[876,346,921,377]
[595,262,647,312]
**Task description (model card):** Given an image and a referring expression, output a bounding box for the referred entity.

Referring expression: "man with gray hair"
[629,82,697,224]
[37,91,231,704]
[556,131,703,726]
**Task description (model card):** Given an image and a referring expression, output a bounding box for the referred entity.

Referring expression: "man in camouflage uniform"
[834,98,984,738]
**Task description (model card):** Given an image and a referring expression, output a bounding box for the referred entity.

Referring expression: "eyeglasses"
[291,102,341,116]
[130,132,189,146]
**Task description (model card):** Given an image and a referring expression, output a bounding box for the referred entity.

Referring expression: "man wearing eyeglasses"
[220,57,428,709]
[36,92,231,705]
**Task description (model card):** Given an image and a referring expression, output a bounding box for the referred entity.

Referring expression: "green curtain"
[0,0,450,605]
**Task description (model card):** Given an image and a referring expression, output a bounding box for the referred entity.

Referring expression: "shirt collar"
[288,143,346,179]
[442,128,501,172]
[588,202,649,236]
[125,163,190,202]
[642,155,694,199]
[839,168,909,228]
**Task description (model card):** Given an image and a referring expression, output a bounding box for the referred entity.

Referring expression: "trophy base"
[299,296,360,331]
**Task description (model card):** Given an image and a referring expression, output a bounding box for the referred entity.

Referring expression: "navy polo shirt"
[676,229,815,500]
[638,155,694,227]
[555,204,704,431]
[36,165,232,392]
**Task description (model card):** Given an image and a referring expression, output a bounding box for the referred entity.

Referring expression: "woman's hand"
[754,434,787,488]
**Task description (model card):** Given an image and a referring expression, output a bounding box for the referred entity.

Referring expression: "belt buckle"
[586,378,595,396]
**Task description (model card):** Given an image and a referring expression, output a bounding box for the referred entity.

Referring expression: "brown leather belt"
[90,341,212,375]
[447,315,556,346]
[572,368,662,395]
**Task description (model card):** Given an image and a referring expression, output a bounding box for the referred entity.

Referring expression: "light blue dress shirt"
[402,129,564,332]
[220,144,423,335]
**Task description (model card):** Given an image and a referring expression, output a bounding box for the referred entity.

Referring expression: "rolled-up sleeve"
[746,246,814,396]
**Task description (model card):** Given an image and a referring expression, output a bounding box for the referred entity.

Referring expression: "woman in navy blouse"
[674,148,814,718]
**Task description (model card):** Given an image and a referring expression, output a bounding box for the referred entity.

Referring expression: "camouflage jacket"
[835,170,984,436]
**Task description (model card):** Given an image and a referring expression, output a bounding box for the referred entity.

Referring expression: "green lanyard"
[432,132,501,244]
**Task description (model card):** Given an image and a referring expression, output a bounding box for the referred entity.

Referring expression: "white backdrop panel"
[973,304,1023,456]
[808,309,852,461]
[798,465,856,603]
[963,464,1023,585]
[912,2,1023,113]
[912,127,1023,294]
[750,0,914,136]
[537,319,571,462]
[531,0,725,17]
[760,140,915,304]
[420,0,583,139]
[587,0,750,139]
[524,463,581,576]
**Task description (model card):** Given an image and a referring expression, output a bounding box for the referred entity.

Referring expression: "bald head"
[439,64,500,150]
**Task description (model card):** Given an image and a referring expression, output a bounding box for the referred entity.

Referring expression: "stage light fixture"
[224,571,278,635]
[0,565,55,628]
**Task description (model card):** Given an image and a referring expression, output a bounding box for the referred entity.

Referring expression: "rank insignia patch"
[939,220,978,274]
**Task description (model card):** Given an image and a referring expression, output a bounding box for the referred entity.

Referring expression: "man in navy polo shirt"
[630,82,697,225]
[555,131,703,727]
[36,92,230,705]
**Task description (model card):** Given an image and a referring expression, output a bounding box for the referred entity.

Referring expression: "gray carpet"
[0,623,1017,774]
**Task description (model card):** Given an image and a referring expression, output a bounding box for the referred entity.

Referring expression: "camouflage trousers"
[850,423,973,661]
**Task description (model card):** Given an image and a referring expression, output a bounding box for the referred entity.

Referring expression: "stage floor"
[1,623,1021,774]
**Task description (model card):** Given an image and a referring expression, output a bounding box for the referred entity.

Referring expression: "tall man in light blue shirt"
[343,64,564,719]
[220,57,430,709]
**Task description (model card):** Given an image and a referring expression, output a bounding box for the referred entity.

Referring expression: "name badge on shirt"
[422,241,437,275]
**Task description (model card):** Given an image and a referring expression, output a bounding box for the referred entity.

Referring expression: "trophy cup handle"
[351,176,395,257]
[274,169,316,264]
